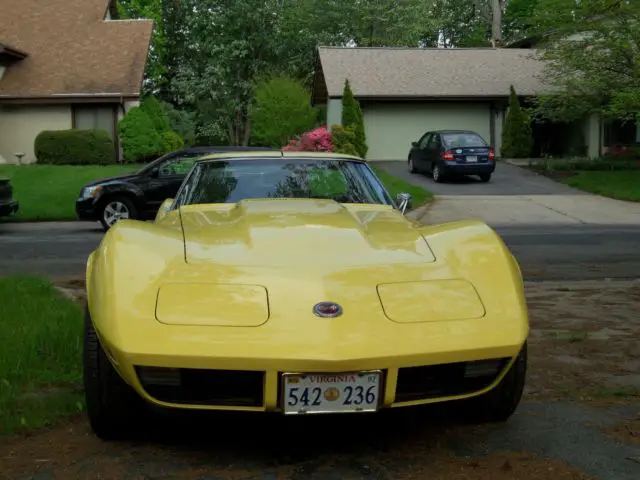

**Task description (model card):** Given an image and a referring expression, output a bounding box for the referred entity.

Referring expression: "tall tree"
[531,0,640,122]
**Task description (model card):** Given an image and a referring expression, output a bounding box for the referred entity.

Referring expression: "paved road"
[1,221,639,281]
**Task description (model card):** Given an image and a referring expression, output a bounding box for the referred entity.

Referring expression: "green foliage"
[141,96,171,133]
[161,101,196,146]
[331,124,359,157]
[161,131,185,152]
[251,75,319,147]
[530,0,640,122]
[502,86,533,158]
[117,106,163,162]
[341,79,368,158]
[34,129,116,165]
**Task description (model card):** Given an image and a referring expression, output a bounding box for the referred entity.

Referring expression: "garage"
[312,46,546,161]
[362,102,492,161]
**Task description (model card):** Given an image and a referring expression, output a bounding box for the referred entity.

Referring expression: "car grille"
[394,358,510,403]
[135,367,265,407]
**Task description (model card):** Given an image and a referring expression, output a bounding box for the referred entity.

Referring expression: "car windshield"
[442,132,487,148]
[175,157,394,206]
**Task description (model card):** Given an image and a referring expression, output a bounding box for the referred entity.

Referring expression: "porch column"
[583,113,601,159]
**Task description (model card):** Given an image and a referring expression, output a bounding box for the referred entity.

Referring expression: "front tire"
[99,196,137,231]
[408,157,417,173]
[456,342,527,424]
[83,306,146,440]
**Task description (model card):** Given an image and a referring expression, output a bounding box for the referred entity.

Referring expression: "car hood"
[179,199,436,267]
[83,172,142,187]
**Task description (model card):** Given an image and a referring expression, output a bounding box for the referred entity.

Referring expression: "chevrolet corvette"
[83,150,528,440]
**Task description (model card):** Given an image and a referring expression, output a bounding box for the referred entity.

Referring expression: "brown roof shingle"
[317,46,550,98]
[0,0,153,99]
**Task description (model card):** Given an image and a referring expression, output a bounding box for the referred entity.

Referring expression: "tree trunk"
[490,0,503,47]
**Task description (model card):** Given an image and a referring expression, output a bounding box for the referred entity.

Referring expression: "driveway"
[377,161,640,226]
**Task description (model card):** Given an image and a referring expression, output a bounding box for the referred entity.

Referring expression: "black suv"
[0,177,19,218]
[76,146,274,230]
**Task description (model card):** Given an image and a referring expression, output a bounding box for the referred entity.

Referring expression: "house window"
[72,105,116,140]
[603,119,638,147]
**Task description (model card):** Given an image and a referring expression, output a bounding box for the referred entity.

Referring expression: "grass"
[0,164,138,221]
[0,276,84,435]
[372,166,434,207]
[560,171,640,202]
[0,163,433,222]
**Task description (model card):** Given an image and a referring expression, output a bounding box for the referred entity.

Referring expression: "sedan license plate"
[466,155,478,163]
[282,371,382,414]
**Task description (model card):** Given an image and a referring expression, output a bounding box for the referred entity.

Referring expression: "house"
[311,46,603,161]
[0,0,153,164]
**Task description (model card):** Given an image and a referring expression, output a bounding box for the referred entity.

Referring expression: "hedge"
[34,129,116,165]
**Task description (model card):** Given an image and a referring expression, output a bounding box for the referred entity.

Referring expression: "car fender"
[96,181,146,208]
[416,219,529,338]
[86,219,185,349]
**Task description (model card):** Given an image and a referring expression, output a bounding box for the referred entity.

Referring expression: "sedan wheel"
[100,197,137,231]
[432,164,444,183]
[408,157,417,173]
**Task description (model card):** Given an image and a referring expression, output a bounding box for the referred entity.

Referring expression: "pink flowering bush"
[283,125,333,152]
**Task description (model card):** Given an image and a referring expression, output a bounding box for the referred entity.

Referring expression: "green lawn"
[0,163,433,222]
[561,171,640,202]
[372,166,434,207]
[0,164,138,221]
[0,276,84,435]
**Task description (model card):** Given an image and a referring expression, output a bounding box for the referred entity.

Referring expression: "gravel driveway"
[1,281,638,480]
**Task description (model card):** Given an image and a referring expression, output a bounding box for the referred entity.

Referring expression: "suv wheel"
[100,196,137,231]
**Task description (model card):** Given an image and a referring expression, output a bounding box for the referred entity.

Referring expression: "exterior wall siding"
[0,104,72,164]
[362,102,493,161]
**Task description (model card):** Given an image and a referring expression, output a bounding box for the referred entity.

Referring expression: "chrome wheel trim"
[433,165,440,181]
[103,201,130,227]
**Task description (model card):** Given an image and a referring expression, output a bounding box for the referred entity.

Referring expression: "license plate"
[282,371,382,414]
[466,155,478,162]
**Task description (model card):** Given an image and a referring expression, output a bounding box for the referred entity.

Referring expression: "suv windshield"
[175,157,393,207]
[442,132,487,148]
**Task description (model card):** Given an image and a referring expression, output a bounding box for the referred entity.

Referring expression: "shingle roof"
[0,0,153,99]
[316,46,549,98]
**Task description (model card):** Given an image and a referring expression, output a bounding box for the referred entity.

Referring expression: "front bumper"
[0,199,19,217]
[76,197,100,221]
[98,318,527,413]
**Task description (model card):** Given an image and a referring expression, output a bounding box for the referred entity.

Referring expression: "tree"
[251,75,319,148]
[341,79,368,158]
[530,0,640,122]
[502,85,533,158]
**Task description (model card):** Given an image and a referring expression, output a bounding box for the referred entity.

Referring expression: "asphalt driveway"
[377,160,640,226]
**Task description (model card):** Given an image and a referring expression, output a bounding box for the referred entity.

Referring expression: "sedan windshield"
[175,157,393,207]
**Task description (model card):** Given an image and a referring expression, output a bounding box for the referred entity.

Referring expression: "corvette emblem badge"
[313,302,343,318]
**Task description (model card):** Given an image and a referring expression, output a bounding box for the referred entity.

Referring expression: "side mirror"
[155,198,174,222]
[149,167,160,178]
[396,192,413,214]
[411,141,418,148]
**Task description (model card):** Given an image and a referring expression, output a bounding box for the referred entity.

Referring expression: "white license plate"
[466,155,478,162]
[282,371,382,414]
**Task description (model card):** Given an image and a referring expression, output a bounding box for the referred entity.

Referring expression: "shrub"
[34,129,116,165]
[141,96,171,133]
[330,124,359,157]
[251,75,319,147]
[341,79,368,158]
[502,85,533,158]
[117,106,163,163]
[283,126,332,152]
[161,131,185,152]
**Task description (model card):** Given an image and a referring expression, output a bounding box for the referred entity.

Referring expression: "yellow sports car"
[83,151,529,440]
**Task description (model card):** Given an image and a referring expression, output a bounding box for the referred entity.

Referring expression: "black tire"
[408,156,417,173]
[479,173,492,182]
[456,342,527,424]
[99,195,138,231]
[432,164,444,183]
[83,306,146,440]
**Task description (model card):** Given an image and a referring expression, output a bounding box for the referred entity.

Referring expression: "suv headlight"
[80,186,102,199]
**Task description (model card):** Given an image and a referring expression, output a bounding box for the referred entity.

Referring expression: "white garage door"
[363,102,492,161]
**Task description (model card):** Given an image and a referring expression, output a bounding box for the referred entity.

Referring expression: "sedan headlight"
[80,186,102,200]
